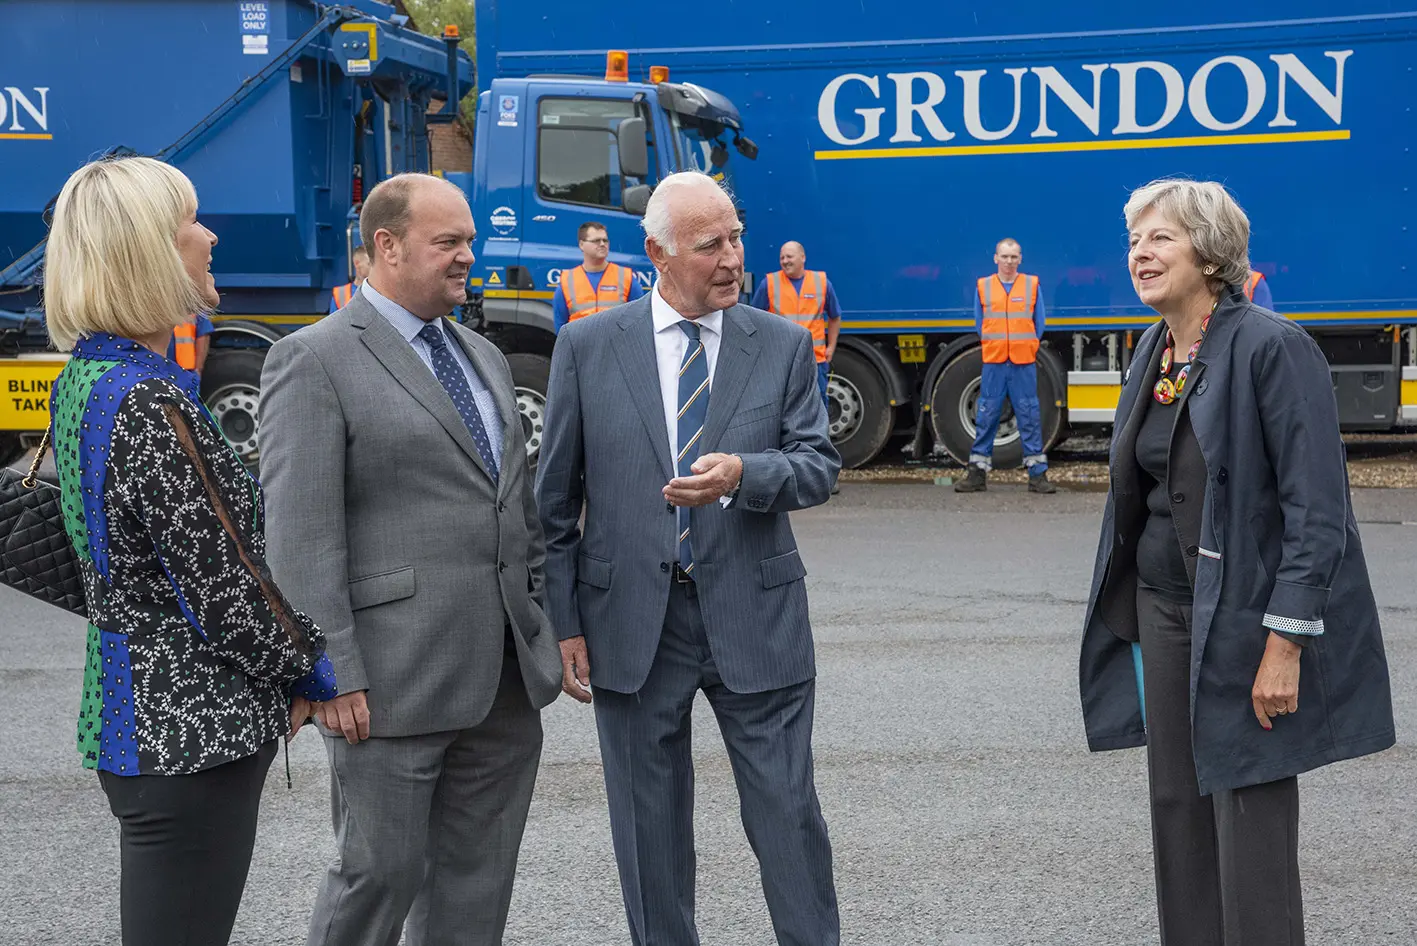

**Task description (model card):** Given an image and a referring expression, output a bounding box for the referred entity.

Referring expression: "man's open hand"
[664,452,743,507]
[318,690,371,744]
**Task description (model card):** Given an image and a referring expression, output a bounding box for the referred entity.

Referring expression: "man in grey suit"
[260,173,563,946]
[536,170,842,945]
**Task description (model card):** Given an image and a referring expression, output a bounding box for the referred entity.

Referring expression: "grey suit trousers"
[306,649,542,946]
[1139,586,1304,946]
[592,581,840,946]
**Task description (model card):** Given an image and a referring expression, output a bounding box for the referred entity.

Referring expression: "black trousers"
[1138,586,1304,946]
[99,740,278,946]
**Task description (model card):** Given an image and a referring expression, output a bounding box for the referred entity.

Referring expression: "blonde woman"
[1079,179,1394,945]
[44,156,337,946]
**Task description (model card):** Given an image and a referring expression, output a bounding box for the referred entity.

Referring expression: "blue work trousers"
[817,362,831,411]
[970,360,1047,472]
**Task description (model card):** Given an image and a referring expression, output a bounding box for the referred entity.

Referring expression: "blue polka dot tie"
[417,322,499,483]
[676,320,710,574]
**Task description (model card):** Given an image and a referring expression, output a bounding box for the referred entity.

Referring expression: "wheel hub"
[207,384,261,470]
[516,386,545,463]
[826,372,863,442]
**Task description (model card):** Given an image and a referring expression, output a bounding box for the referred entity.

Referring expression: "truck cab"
[459,56,757,460]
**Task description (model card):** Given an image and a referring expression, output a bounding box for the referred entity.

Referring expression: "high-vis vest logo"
[331,282,355,310]
[563,263,632,321]
[767,270,830,363]
[977,273,1039,364]
[1243,270,1264,300]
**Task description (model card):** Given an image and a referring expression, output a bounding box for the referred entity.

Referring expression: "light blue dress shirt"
[359,280,505,462]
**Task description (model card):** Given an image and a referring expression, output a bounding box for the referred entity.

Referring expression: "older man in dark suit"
[536,170,842,945]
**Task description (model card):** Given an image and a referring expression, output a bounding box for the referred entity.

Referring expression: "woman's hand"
[289,696,315,742]
[1252,632,1302,730]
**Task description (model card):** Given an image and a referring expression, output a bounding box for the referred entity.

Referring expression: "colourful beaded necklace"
[1153,302,1217,405]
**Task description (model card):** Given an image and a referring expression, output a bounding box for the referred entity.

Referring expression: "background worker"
[330,244,371,313]
[751,240,841,411]
[553,221,644,331]
[1243,269,1274,309]
[956,237,1056,494]
[168,312,212,375]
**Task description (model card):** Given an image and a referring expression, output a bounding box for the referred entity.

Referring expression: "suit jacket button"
[498,501,506,513]
[660,562,670,573]
[1186,545,1198,557]
[1171,492,1185,503]
[666,502,674,512]
[1217,467,1229,485]
[498,561,507,572]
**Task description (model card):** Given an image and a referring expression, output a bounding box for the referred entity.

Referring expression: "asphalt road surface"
[2,483,1413,945]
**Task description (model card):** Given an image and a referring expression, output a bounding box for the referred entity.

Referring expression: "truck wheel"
[828,348,893,469]
[506,352,551,466]
[0,433,25,468]
[201,349,267,474]
[930,348,1062,468]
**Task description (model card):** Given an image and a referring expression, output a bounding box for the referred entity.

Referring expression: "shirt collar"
[651,283,723,339]
[71,331,202,403]
[361,278,444,345]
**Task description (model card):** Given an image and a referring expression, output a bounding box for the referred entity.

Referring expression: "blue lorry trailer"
[4,1,1416,471]
[470,0,1417,467]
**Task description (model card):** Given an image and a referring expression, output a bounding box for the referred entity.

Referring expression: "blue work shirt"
[973,277,1047,338]
[552,266,646,332]
[360,280,505,462]
[750,274,843,320]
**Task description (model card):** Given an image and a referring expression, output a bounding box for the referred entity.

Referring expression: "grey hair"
[640,170,730,256]
[1124,178,1251,293]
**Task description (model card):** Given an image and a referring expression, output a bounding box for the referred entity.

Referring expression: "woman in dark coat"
[1079,178,1395,946]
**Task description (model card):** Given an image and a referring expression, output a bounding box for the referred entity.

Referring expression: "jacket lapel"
[701,306,762,453]
[353,300,491,478]
[447,321,522,491]
[612,299,674,481]
[1182,291,1248,453]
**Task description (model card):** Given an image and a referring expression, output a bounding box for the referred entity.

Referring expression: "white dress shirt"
[651,284,724,464]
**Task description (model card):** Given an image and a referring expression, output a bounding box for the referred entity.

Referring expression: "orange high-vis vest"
[766,269,829,363]
[563,263,632,321]
[1243,270,1264,301]
[332,282,356,310]
[172,319,198,370]
[977,273,1040,365]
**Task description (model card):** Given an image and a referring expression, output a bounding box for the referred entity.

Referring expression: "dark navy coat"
[1079,290,1396,794]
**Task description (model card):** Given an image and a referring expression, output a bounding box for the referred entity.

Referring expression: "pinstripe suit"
[536,291,842,945]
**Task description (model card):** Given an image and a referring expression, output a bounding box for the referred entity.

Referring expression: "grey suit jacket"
[535,295,841,695]
[259,293,562,737]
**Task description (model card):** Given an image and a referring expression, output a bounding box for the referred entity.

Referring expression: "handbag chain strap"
[20,428,50,489]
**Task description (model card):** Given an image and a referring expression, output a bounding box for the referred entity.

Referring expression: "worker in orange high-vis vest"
[751,241,842,411]
[552,221,644,331]
[956,237,1055,495]
[330,244,371,313]
[1242,269,1274,310]
[167,313,213,374]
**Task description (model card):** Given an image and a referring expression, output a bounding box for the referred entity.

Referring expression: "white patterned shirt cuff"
[1262,613,1325,637]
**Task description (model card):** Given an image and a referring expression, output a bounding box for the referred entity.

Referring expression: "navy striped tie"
[676,320,709,574]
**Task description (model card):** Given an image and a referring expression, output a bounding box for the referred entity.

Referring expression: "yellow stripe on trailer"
[1403,367,1417,423]
[0,355,68,430]
[1066,371,1122,423]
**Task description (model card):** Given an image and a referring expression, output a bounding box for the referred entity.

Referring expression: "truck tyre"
[506,352,551,467]
[930,348,1062,468]
[201,349,267,474]
[828,347,893,469]
[0,433,25,469]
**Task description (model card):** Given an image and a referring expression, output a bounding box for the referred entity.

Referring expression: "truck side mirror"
[622,184,652,216]
[616,117,649,179]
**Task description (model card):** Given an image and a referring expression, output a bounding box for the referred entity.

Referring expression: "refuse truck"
[468,0,1417,468]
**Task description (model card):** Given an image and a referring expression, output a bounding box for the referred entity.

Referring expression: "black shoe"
[954,465,988,492]
[1028,470,1058,494]
[831,482,840,495]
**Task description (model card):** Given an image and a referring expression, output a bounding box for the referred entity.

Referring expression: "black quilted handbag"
[0,430,88,617]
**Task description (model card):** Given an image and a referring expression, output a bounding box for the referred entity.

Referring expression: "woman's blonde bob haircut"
[44,157,209,352]
[1124,178,1252,296]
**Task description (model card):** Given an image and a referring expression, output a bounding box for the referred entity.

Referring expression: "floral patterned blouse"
[50,332,336,776]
